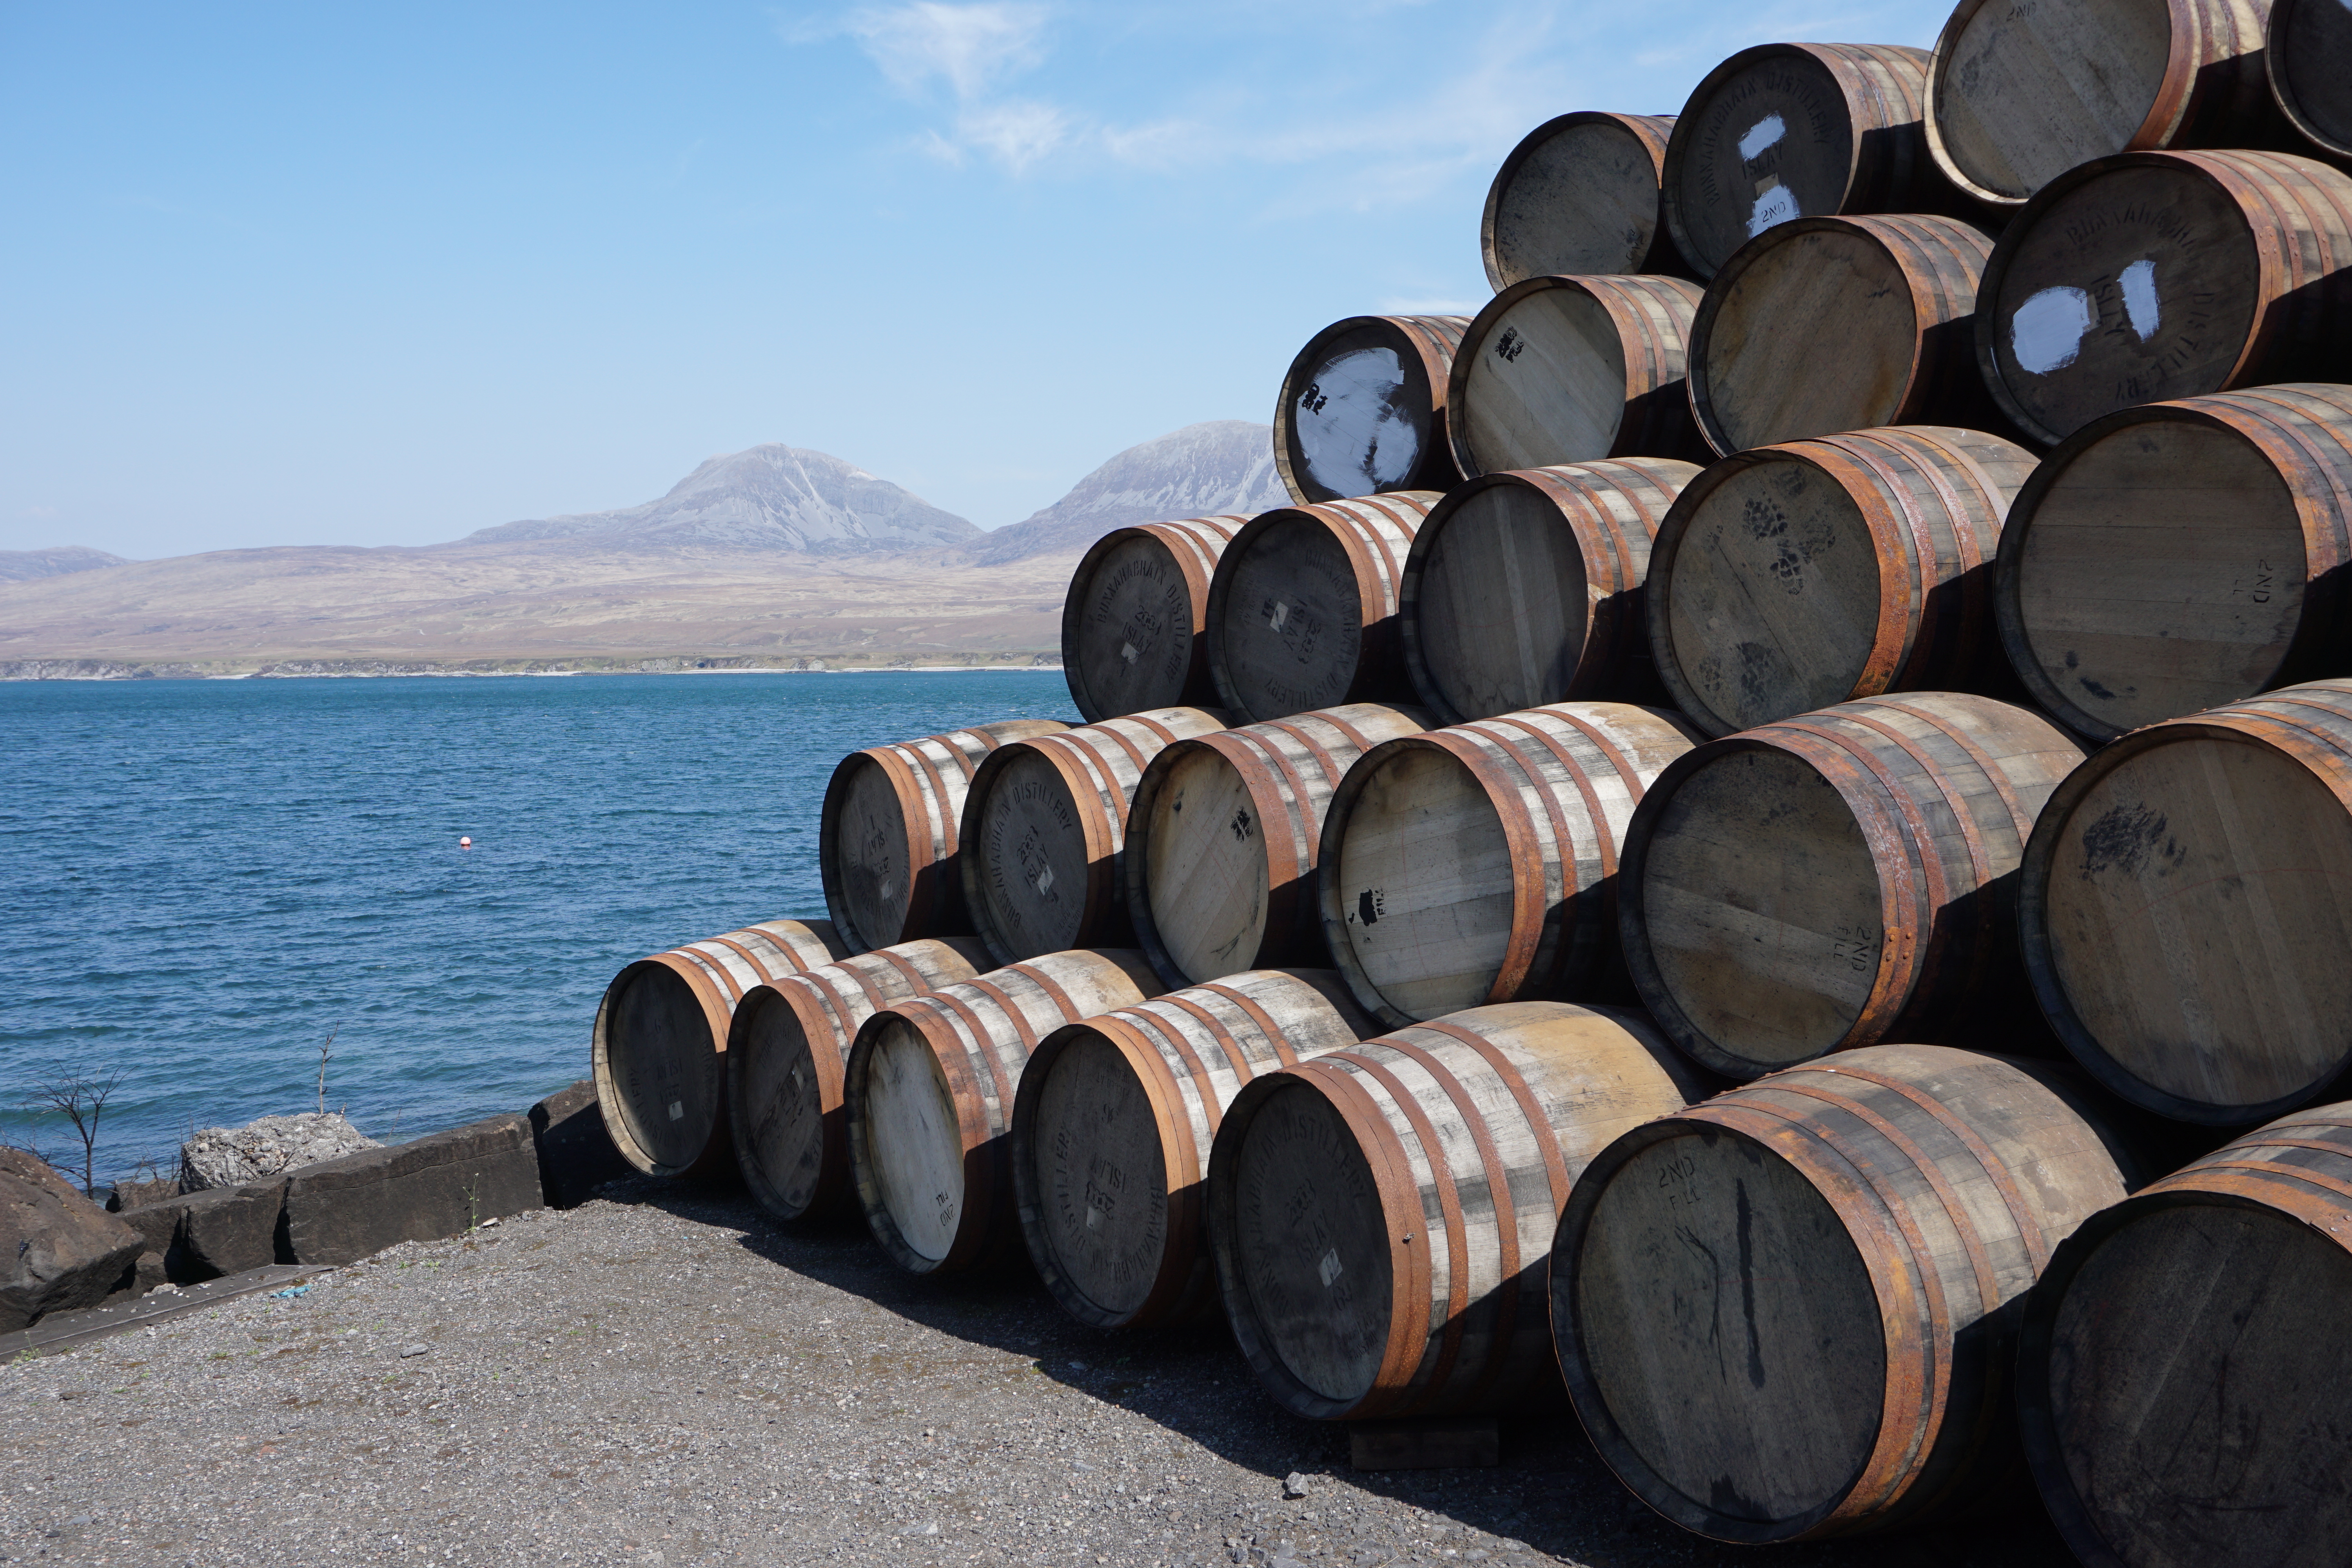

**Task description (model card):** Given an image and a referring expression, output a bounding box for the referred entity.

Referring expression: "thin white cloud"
[844,3,1050,100]
[955,100,1076,172]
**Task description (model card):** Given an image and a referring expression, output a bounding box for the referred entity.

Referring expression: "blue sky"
[2,0,1956,557]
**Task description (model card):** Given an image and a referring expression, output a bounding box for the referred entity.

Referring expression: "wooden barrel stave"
[1276,316,1470,504]
[1622,693,2083,1079]
[845,947,1163,1275]
[2272,0,2352,159]
[1320,702,1701,1027]
[1011,967,1377,1330]
[1125,704,1430,987]
[592,918,850,1178]
[1207,1001,1711,1421]
[1482,111,1685,288]
[1060,515,1249,723]
[726,935,993,1222]
[1555,1043,2138,1542]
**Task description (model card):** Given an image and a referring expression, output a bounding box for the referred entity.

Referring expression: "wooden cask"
[1125,704,1429,987]
[1403,460,1699,724]
[2271,0,2352,159]
[1555,1044,2138,1542]
[726,936,992,1222]
[1448,275,1707,478]
[1318,703,1700,1027]
[1206,1001,1711,1421]
[958,708,1227,967]
[1203,493,1441,723]
[1978,149,2352,445]
[1482,112,1685,289]
[820,719,1070,955]
[1275,316,1469,503]
[1661,43,1936,279]
[1060,516,1248,724]
[1929,0,2281,208]
[1688,215,2005,456]
[2018,680,2352,1125]
[591,919,850,1179]
[844,947,1162,1275]
[1621,693,2083,1080]
[1646,426,2038,737]
[1010,968,1377,1330]
[2018,1104,2352,1568]
[1996,384,2352,741]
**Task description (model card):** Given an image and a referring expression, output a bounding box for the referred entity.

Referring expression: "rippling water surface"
[0,672,1078,1183]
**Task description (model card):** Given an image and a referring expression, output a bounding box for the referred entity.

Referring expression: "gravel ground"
[0,1178,2077,1567]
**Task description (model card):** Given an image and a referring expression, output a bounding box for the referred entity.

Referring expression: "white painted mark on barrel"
[1119,641,1138,665]
[1298,345,1417,495]
[2012,285,2096,374]
[1738,114,1786,161]
[668,1100,685,1122]
[1267,601,1289,632]
[1086,1203,1102,1230]
[1035,864,1055,895]
[2120,258,2160,342]
[1746,182,1799,238]
[1319,1247,1344,1287]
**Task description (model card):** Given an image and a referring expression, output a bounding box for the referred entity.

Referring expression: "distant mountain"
[461,445,980,554]
[966,421,1287,565]
[0,546,130,584]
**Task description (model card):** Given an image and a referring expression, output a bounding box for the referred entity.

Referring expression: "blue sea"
[0,672,1079,1186]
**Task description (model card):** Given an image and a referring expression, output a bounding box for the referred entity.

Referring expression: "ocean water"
[0,672,1079,1186]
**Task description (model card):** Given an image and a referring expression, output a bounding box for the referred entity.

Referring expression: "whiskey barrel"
[2272,0,2352,158]
[2018,1104,2352,1568]
[1929,0,2281,208]
[1010,968,1377,1330]
[726,936,992,1222]
[1687,215,2004,456]
[2018,680,2352,1125]
[1622,693,2082,1080]
[1996,385,2352,741]
[958,708,1228,966]
[1402,460,1698,724]
[1203,493,1441,723]
[844,947,1163,1275]
[592,919,851,1179]
[1646,426,2038,737]
[1483,112,1685,289]
[1555,1045,2138,1543]
[820,719,1070,954]
[1447,275,1707,477]
[1125,704,1430,987]
[1318,702,1700,1027]
[1661,43,1935,279]
[1275,316,1469,503]
[1978,149,2352,445]
[1207,1002,1711,1421]
[1060,516,1249,723]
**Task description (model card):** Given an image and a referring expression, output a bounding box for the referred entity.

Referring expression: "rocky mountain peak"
[965,421,1287,564]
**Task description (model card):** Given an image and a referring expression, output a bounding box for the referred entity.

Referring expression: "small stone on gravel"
[398,1342,429,1357]
[1283,1471,1309,1499]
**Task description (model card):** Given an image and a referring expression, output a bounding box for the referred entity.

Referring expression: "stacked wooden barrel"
[1060,517,1248,722]
[1274,317,1468,502]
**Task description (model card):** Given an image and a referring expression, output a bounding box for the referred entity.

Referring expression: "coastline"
[0,654,1065,681]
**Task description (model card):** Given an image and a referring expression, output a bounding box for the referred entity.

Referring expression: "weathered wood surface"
[1403,460,1697,724]
[1061,516,1248,723]
[1009,968,1376,1330]
[1207,1001,1710,1421]
[2019,1103,2352,1568]
[1996,384,2352,740]
[2272,0,2352,158]
[958,707,1227,967]
[1204,494,1442,723]
[1929,0,2282,206]
[1276,316,1470,503]
[726,936,991,1222]
[1647,425,2037,736]
[1125,704,1430,987]
[1661,43,1935,279]
[821,720,1069,955]
[1319,703,1700,1027]
[1482,112,1684,289]
[2019,679,2352,1125]
[1622,693,2082,1079]
[844,948,1162,1276]
[1449,276,1707,477]
[592,919,850,1178]
[1557,1044,2137,1542]
[1688,215,2003,455]
[1978,149,2352,445]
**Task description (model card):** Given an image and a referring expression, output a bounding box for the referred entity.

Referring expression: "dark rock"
[528,1081,630,1208]
[102,1179,287,1284]
[112,1201,183,1265]
[103,1250,170,1305]
[0,1149,145,1332]
[105,1178,180,1212]
[281,1115,541,1266]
